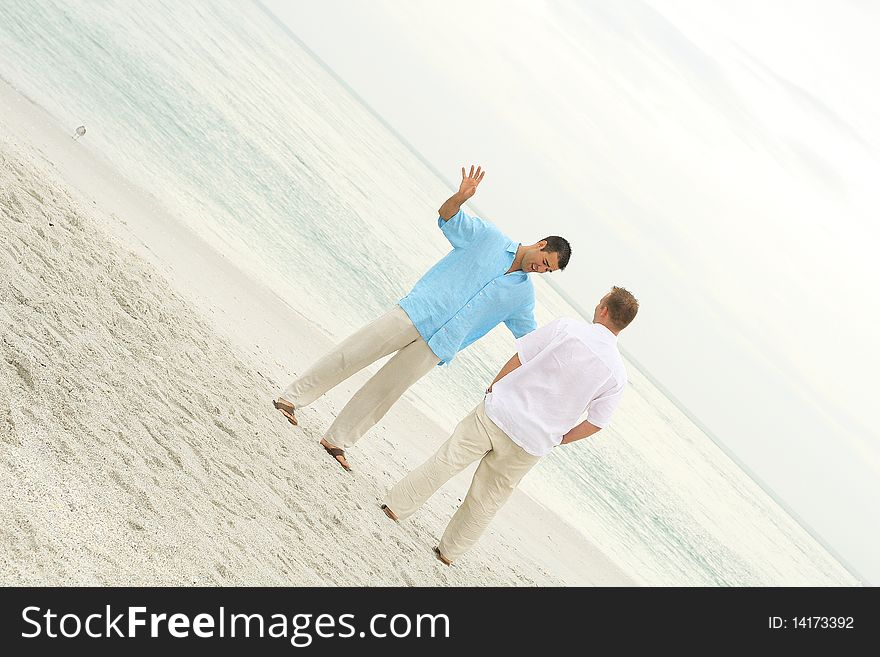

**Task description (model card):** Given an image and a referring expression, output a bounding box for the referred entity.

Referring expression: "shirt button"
[467,304,471,308]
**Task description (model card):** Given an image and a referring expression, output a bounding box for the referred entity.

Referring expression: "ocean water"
[0,0,856,585]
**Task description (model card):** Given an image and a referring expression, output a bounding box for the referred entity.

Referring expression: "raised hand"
[438,164,487,220]
[458,164,486,200]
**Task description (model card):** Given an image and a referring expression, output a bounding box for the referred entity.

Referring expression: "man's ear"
[537,239,548,250]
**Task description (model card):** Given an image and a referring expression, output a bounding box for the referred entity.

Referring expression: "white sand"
[0,79,635,586]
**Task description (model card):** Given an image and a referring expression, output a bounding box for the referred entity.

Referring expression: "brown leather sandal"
[434,546,453,566]
[322,443,352,471]
[272,399,298,426]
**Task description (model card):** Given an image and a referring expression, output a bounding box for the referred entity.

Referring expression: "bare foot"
[273,398,298,426]
[434,546,453,566]
[381,504,398,522]
[320,437,352,471]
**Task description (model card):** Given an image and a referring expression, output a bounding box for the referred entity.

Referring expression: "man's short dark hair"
[540,236,572,270]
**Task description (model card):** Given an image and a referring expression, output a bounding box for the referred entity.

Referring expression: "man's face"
[521,247,560,274]
[593,293,611,322]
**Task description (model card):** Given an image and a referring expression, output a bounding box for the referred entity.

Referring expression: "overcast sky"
[262,0,879,583]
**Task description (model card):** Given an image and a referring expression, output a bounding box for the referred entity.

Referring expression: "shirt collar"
[593,322,619,342]
[503,242,526,278]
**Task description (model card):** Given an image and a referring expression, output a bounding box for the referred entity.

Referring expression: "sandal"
[322,441,352,472]
[273,399,298,426]
[434,546,453,566]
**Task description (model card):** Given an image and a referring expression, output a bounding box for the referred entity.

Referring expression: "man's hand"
[458,164,485,200]
[439,164,486,220]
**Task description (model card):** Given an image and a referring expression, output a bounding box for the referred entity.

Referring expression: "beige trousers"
[384,400,541,562]
[281,306,440,448]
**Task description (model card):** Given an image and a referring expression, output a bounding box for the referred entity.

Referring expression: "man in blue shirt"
[274,165,572,471]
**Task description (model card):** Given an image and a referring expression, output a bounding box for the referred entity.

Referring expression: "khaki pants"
[281,306,439,448]
[384,400,540,562]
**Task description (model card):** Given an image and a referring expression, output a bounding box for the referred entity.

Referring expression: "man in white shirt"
[381,287,639,564]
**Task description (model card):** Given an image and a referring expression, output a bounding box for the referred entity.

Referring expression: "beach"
[0,79,636,586]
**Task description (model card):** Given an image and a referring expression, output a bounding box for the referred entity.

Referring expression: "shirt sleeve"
[515,318,563,364]
[504,303,537,340]
[586,381,625,428]
[438,209,487,248]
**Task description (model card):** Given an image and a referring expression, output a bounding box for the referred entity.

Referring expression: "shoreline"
[0,76,636,586]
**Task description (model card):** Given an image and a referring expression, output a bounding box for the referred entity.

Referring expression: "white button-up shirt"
[484,318,627,456]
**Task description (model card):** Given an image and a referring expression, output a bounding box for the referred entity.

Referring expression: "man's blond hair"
[604,286,639,330]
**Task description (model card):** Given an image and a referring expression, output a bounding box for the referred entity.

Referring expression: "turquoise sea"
[0,0,857,585]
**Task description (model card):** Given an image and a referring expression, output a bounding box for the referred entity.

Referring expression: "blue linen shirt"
[399,209,537,364]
